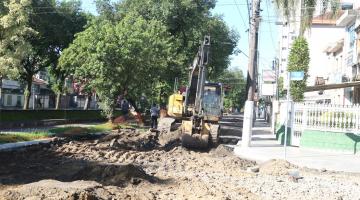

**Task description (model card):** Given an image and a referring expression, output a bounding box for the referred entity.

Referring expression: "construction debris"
[0,128,360,200]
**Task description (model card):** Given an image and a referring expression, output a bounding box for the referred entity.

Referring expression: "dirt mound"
[55,127,102,141]
[113,112,144,125]
[73,164,157,186]
[259,159,296,176]
[95,129,162,151]
[210,144,234,157]
[0,179,112,200]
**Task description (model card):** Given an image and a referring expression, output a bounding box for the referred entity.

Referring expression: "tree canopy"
[288,37,310,102]
[275,0,339,34]
[0,0,88,109]
[60,0,238,119]
[0,0,237,117]
[217,69,246,111]
[60,14,176,119]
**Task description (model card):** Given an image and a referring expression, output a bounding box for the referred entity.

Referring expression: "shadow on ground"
[0,135,171,187]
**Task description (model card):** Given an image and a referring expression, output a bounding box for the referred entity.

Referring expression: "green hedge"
[0,110,123,122]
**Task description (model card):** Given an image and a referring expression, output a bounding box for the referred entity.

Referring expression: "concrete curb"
[0,138,56,151]
[234,146,270,164]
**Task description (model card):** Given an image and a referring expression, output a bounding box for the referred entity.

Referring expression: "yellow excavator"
[162,36,223,149]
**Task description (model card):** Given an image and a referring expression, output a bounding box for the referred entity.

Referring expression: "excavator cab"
[203,83,223,122]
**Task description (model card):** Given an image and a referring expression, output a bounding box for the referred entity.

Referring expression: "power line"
[246,0,251,26]
[233,0,247,29]
[265,0,277,50]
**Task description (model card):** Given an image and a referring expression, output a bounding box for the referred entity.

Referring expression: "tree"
[287,37,310,101]
[1,0,88,109]
[217,69,247,111]
[0,0,36,108]
[46,0,88,109]
[274,0,339,35]
[277,76,286,99]
[116,0,238,100]
[60,14,175,120]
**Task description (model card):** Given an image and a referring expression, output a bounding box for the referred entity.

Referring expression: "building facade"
[278,0,360,105]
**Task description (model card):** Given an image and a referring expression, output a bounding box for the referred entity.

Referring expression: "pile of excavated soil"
[94,129,161,151]
[259,159,296,176]
[1,180,110,200]
[73,163,157,186]
[1,128,360,199]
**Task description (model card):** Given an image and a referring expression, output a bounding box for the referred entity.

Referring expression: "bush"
[0,110,123,122]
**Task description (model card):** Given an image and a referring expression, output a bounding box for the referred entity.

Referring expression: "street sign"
[261,83,275,96]
[290,71,304,81]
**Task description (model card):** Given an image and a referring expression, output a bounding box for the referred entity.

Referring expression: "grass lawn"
[0,122,147,144]
[49,123,114,136]
[0,132,51,144]
[0,110,123,122]
[116,123,148,131]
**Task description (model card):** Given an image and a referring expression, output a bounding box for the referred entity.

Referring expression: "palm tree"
[274,0,339,35]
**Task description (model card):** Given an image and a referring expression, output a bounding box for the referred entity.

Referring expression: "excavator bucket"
[181,133,209,149]
[180,120,219,149]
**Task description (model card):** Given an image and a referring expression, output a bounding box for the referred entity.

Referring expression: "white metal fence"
[293,103,360,134]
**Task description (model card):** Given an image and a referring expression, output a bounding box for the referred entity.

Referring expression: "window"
[282,35,287,39]
[6,95,12,106]
[282,47,287,50]
[16,96,22,107]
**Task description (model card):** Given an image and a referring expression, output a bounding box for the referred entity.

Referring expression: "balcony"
[336,10,357,26]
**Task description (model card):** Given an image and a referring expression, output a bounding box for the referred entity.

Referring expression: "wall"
[304,24,346,103]
[3,94,23,107]
[301,129,360,153]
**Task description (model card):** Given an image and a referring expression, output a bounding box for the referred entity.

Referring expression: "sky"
[80,0,279,75]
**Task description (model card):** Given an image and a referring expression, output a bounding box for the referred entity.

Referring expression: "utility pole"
[241,0,261,148]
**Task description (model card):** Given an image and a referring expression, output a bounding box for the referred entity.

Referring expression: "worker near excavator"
[150,103,159,129]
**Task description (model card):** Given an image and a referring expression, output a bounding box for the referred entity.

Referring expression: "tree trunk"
[127,98,140,113]
[84,94,90,110]
[55,93,61,110]
[0,75,3,108]
[23,77,32,110]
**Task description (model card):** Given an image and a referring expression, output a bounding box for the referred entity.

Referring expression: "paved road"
[219,113,244,144]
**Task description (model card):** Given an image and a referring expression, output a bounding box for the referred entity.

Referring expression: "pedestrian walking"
[150,103,159,129]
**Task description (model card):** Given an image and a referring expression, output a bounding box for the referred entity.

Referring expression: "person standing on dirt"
[150,103,159,129]
[122,100,130,115]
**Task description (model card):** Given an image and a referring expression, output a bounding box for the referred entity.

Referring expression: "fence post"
[290,101,295,145]
[302,104,308,131]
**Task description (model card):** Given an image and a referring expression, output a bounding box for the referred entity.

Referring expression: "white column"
[241,101,254,148]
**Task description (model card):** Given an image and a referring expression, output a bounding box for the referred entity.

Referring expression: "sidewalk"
[234,119,360,173]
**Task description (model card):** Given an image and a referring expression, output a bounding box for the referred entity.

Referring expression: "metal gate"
[291,103,305,146]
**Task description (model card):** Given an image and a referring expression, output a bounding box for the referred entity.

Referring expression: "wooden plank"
[305,81,360,92]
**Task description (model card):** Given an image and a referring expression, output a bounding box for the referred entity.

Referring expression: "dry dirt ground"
[0,128,360,200]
